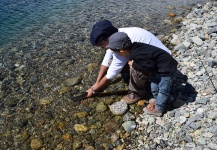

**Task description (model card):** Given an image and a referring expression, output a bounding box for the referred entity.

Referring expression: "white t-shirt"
[102,27,171,80]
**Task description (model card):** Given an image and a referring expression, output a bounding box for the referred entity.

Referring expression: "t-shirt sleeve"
[106,52,130,80]
[101,49,113,67]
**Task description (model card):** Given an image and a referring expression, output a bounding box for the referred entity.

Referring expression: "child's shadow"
[165,70,197,112]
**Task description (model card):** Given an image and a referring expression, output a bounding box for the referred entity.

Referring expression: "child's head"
[90,20,118,48]
[106,32,132,56]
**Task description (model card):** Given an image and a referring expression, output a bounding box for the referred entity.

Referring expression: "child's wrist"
[91,87,96,94]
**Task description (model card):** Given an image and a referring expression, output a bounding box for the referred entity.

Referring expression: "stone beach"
[0,0,216,150]
[124,1,217,149]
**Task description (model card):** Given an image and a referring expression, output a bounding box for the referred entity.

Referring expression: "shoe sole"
[121,98,140,104]
[144,107,162,117]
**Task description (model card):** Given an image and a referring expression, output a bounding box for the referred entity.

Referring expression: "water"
[0,0,206,48]
[0,0,87,46]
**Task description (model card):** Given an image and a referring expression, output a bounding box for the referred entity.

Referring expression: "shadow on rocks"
[165,70,197,112]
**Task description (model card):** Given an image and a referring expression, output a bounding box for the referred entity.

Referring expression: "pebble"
[74,124,89,132]
[109,101,128,115]
[95,101,107,112]
[30,138,43,150]
[122,121,136,132]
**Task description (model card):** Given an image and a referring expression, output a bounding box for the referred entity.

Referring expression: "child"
[107,32,178,116]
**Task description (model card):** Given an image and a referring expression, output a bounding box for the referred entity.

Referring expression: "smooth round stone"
[122,121,136,132]
[109,101,128,115]
[30,138,43,150]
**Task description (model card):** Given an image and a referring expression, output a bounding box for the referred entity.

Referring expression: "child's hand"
[86,88,94,98]
[128,60,133,68]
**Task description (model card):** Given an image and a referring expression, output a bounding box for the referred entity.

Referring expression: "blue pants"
[151,74,175,112]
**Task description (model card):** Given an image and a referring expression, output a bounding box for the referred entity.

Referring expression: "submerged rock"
[96,101,107,112]
[74,124,89,132]
[30,138,43,149]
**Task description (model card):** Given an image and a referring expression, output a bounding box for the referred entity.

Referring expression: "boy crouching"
[107,32,178,117]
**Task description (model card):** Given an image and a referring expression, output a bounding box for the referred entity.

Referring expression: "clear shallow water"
[0,0,87,46]
[0,0,206,48]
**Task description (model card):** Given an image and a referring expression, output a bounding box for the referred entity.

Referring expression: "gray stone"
[175,110,181,118]
[185,142,196,148]
[109,101,128,115]
[179,116,187,124]
[123,112,135,121]
[208,143,217,150]
[207,28,217,34]
[190,123,200,130]
[206,22,217,27]
[209,125,217,133]
[148,117,155,124]
[208,59,217,68]
[184,135,193,143]
[122,121,136,132]
[174,43,186,51]
[191,36,204,46]
[182,41,191,48]
[195,98,208,104]
[197,137,206,145]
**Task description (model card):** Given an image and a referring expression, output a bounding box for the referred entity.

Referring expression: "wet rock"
[64,77,82,86]
[13,132,29,145]
[96,101,107,112]
[62,133,72,140]
[73,140,82,150]
[74,124,89,132]
[73,112,88,118]
[85,146,95,150]
[104,121,119,133]
[59,86,71,94]
[30,138,43,150]
[122,121,136,132]
[18,119,28,128]
[110,133,119,143]
[87,63,99,73]
[39,96,53,105]
[3,98,19,107]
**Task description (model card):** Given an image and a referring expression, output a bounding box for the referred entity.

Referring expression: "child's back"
[130,42,178,76]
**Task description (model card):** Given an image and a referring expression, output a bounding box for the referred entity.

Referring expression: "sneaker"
[146,99,156,111]
[143,107,163,117]
[121,91,141,104]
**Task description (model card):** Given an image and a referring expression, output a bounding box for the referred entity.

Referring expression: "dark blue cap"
[90,20,118,46]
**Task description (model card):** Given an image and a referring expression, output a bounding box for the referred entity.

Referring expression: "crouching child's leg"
[144,74,175,117]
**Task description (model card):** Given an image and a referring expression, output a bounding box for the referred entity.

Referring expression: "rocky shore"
[0,0,216,150]
[125,1,217,149]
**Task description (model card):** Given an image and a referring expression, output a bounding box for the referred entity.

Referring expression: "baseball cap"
[90,20,118,46]
[106,32,132,50]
